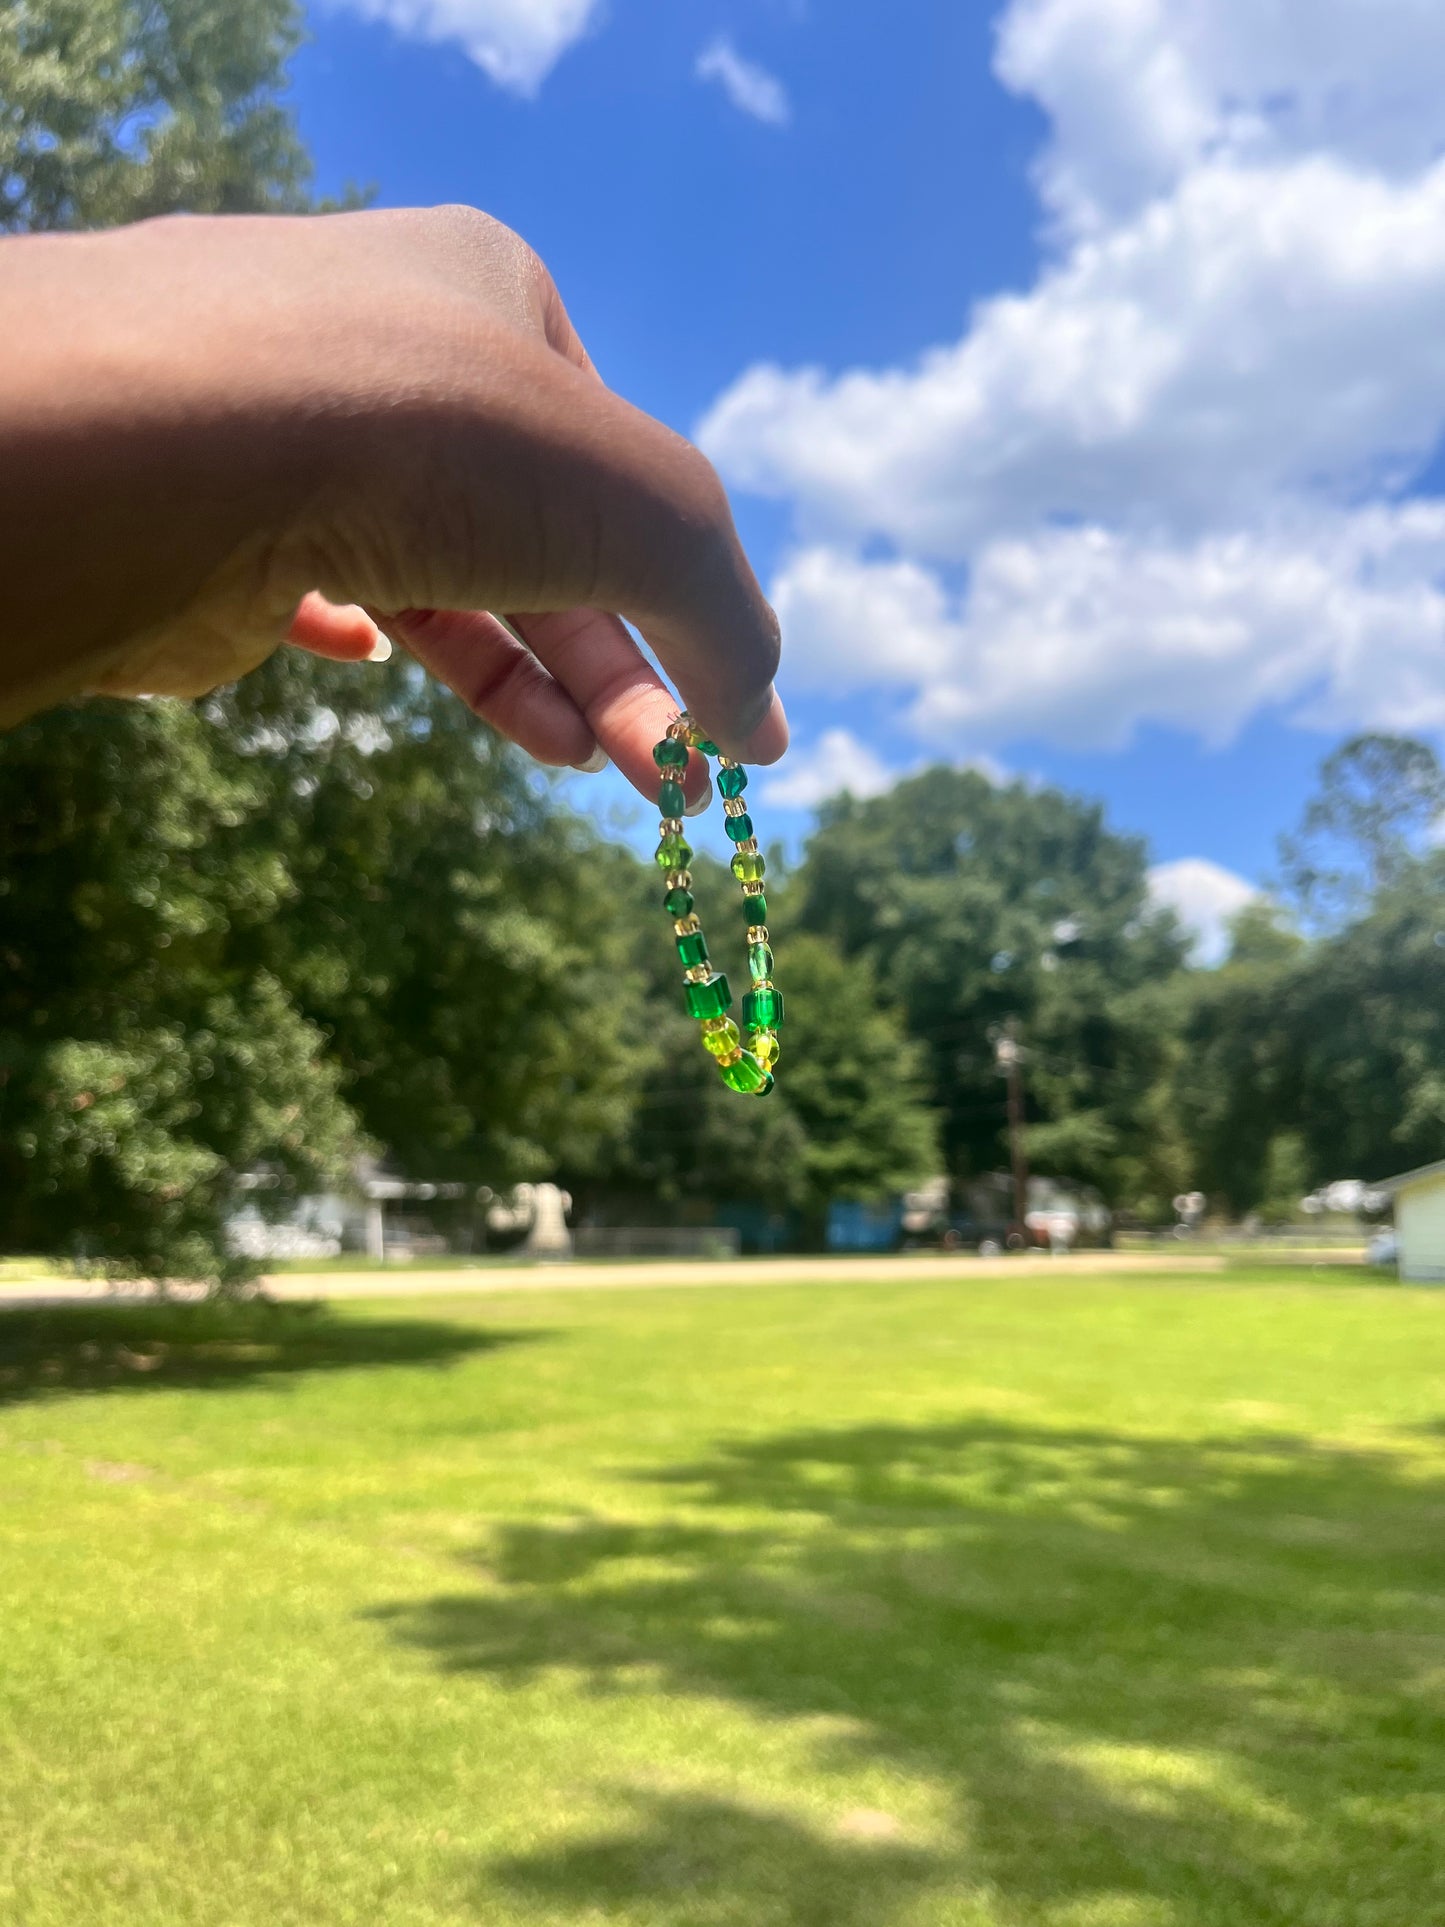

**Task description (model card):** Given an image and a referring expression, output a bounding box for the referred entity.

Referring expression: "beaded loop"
[654,713,781,1096]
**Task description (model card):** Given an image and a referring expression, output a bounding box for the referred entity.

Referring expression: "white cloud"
[996,0,1445,235]
[697,0,1445,762]
[758,728,895,810]
[770,510,1445,752]
[700,158,1445,561]
[1147,856,1259,965]
[695,37,791,126]
[334,0,600,93]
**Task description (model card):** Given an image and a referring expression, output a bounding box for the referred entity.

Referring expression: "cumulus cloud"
[758,728,896,809]
[1147,856,1259,966]
[699,158,1445,560]
[696,37,790,126]
[997,0,1445,234]
[333,0,601,93]
[698,0,1445,758]
[772,510,1445,750]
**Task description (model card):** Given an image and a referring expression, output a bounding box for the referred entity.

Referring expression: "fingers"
[507,372,788,763]
[287,592,390,662]
[508,608,712,802]
[385,606,600,769]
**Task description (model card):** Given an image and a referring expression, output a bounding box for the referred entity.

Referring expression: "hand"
[0,206,786,794]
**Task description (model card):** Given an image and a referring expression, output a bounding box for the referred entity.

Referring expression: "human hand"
[0,206,785,794]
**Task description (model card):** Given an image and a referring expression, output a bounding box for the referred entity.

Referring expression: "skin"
[0,205,787,797]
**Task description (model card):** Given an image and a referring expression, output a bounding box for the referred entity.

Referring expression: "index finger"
[478,356,788,761]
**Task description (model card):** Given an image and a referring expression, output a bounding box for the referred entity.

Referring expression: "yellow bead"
[702,1019,742,1058]
[751,1028,780,1070]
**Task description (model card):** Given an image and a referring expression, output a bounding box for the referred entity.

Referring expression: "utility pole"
[994,1022,1030,1242]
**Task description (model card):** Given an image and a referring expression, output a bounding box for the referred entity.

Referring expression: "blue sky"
[289,0,1445,958]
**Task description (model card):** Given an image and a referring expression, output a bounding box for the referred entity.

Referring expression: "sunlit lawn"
[4,1267,1445,1926]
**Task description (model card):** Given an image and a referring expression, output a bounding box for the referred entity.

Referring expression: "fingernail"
[683,774,713,817]
[367,635,393,663]
[572,746,608,774]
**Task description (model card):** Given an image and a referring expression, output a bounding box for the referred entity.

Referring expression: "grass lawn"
[4,1267,1445,1926]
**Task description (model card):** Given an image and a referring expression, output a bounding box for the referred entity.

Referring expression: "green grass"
[3,1267,1445,1926]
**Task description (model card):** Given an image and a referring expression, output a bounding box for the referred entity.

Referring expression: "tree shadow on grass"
[0,1298,538,1408]
[375,1419,1445,1927]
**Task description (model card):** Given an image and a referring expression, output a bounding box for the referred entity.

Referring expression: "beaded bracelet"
[653,713,782,1096]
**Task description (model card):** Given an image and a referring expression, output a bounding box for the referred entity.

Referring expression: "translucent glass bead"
[750,1028,780,1070]
[654,833,692,872]
[658,777,686,817]
[748,941,774,982]
[724,813,755,844]
[702,1018,741,1058]
[684,974,732,1021]
[693,736,720,756]
[741,889,768,922]
[718,1051,769,1094]
[653,737,687,769]
[730,851,766,884]
[663,885,694,917]
[718,765,748,799]
[676,930,709,969]
[743,985,783,1029]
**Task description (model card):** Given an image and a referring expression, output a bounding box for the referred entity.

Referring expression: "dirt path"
[0,1249,1331,1308]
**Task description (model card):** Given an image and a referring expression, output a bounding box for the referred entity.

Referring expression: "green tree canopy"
[792,766,1188,1208]
[0,0,313,231]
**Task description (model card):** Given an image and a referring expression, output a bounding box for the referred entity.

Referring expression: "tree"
[0,697,360,1282]
[793,767,1188,1210]
[1278,734,1445,929]
[0,0,314,232]
[213,650,644,1192]
[590,858,938,1240]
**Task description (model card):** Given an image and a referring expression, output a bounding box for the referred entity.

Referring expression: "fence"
[573,1226,742,1260]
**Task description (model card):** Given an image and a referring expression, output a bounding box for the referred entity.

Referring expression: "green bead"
[741,889,768,923]
[718,1050,768,1094]
[684,974,732,1021]
[730,850,766,884]
[750,1027,780,1071]
[724,813,755,844]
[658,777,686,817]
[702,1019,741,1059]
[743,985,783,1029]
[694,737,720,757]
[676,931,709,969]
[748,941,774,982]
[654,833,692,872]
[718,766,748,799]
[663,885,694,917]
[652,737,687,769]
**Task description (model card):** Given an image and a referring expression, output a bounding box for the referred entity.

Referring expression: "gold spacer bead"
[700,1014,730,1033]
[668,715,690,740]
[722,796,747,818]
[753,978,773,990]
[715,1045,743,1066]
[665,869,693,891]
[674,913,702,937]
[717,755,738,768]
[736,837,759,856]
[742,881,764,897]
[659,817,683,836]
[747,924,769,944]
[684,964,711,983]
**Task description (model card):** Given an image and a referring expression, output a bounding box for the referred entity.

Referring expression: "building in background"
[1379,1162,1445,1283]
